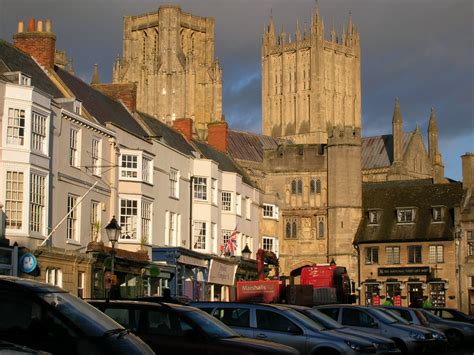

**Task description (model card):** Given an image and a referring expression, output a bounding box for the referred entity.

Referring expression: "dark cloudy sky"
[1,0,472,180]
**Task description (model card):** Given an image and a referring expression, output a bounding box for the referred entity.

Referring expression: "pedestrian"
[382,297,393,306]
[422,296,433,309]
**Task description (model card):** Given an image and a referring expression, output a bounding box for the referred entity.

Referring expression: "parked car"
[283,304,401,355]
[375,306,447,349]
[0,276,154,355]
[88,299,299,355]
[418,308,474,348]
[315,304,435,354]
[425,307,474,325]
[0,340,51,354]
[193,301,380,355]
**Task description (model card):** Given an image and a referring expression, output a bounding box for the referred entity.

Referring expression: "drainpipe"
[354,243,361,305]
[189,176,194,249]
[47,107,55,246]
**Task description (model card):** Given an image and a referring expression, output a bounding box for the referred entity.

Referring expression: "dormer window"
[432,206,444,222]
[368,210,379,225]
[397,208,415,223]
[74,100,82,115]
[19,73,31,86]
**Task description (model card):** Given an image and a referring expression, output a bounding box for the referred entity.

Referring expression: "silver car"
[193,302,378,355]
[316,305,435,354]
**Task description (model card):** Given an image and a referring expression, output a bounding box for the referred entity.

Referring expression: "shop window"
[408,245,422,264]
[365,247,379,265]
[429,283,446,308]
[386,246,400,264]
[365,284,380,306]
[386,283,401,301]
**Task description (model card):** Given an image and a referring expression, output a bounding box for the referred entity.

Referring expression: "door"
[408,283,423,307]
[340,308,382,336]
[253,309,306,354]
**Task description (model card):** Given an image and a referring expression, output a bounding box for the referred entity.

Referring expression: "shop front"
[0,239,18,276]
[152,247,209,301]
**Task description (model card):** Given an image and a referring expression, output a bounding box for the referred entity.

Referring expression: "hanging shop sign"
[19,253,37,274]
[208,259,238,286]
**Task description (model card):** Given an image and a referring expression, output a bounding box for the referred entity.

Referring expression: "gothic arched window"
[285,218,298,239]
[310,178,316,193]
[319,222,325,239]
[297,179,303,194]
[291,180,297,194]
[316,178,322,193]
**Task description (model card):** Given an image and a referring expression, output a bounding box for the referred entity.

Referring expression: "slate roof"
[0,40,64,98]
[137,112,196,156]
[193,140,255,187]
[228,129,289,162]
[55,67,147,137]
[361,133,411,170]
[355,181,464,244]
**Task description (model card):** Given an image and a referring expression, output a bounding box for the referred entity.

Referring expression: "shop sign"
[378,267,430,277]
[19,253,37,274]
[393,295,402,306]
[177,255,208,268]
[208,259,237,286]
[372,295,380,305]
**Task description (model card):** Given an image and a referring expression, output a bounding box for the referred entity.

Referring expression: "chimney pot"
[18,21,24,33]
[37,20,43,32]
[27,18,35,32]
[45,19,52,32]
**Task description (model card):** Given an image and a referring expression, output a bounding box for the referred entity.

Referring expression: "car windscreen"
[183,309,241,339]
[39,293,122,336]
[282,308,325,331]
[302,309,343,329]
[368,308,398,324]
[378,308,411,325]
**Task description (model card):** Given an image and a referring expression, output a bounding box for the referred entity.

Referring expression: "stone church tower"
[259,7,362,279]
[262,7,361,144]
[112,4,223,137]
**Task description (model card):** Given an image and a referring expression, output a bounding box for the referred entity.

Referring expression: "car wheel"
[445,329,463,348]
[313,348,340,355]
[392,338,408,355]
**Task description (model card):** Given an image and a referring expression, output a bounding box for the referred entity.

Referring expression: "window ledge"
[66,240,81,246]
[169,195,180,201]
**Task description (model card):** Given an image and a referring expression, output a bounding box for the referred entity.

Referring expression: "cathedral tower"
[262,8,361,144]
[113,5,223,137]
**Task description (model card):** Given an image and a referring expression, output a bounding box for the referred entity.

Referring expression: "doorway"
[408,283,423,307]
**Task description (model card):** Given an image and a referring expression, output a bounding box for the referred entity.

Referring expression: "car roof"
[192,301,300,311]
[0,275,66,293]
[88,299,198,312]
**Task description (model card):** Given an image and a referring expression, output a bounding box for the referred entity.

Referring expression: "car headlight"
[409,331,426,340]
[432,331,446,340]
[345,340,376,353]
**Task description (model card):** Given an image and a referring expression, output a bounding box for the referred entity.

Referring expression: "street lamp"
[241,244,252,259]
[105,216,121,299]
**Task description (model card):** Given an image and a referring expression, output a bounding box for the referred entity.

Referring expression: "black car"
[88,300,299,355]
[0,276,154,355]
[425,308,474,325]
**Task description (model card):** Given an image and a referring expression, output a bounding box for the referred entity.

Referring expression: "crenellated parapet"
[327,125,362,147]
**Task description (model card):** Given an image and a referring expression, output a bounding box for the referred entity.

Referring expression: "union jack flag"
[226,228,238,256]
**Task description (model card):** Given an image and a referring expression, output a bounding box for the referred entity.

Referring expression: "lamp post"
[455,226,463,310]
[241,244,252,259]
[105,216,121,299]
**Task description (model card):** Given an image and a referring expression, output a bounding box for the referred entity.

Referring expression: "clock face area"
[19,253,37,273]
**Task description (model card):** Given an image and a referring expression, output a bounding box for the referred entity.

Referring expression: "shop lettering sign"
[378,267,429,276]
[208,259,238,286]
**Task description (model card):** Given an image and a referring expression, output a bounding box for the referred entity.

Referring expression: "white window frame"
[166,211,177,246]
[31,112,47,154]
[211,178,217,204]
[91,138,101,176]
[432,206,443,222]
[120,154,139,179]
[221,191,233,212]
[141,201,152,245]
[365,247,379,265]
[46,268,63,287]
[6,108,25,146]
[262,204,279,220]
[66,194,79,241]
[90,201,101,242]
[69,127,80,167]
[397,208,415,223]
[142,157,152,184]
[193,177,208,201]
[193,221,207,250]
[368,210,379,225]
[386,246,400,265]
[245,197,251,220]
[5,171,24,230]
[236,194,242,216]
[77,271,85,298]
[30,173,46,234]
[429,245,444,263]
[169,168,179,199]
[119,198,138,240]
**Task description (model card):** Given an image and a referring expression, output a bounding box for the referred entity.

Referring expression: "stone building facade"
[110,4,223,138]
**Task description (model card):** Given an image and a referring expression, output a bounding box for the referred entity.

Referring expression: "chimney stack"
[173,118,193,142]
[462,153,474,190]
[207,121,228,152]
[13,17,56,70]
[93,83,137,113]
